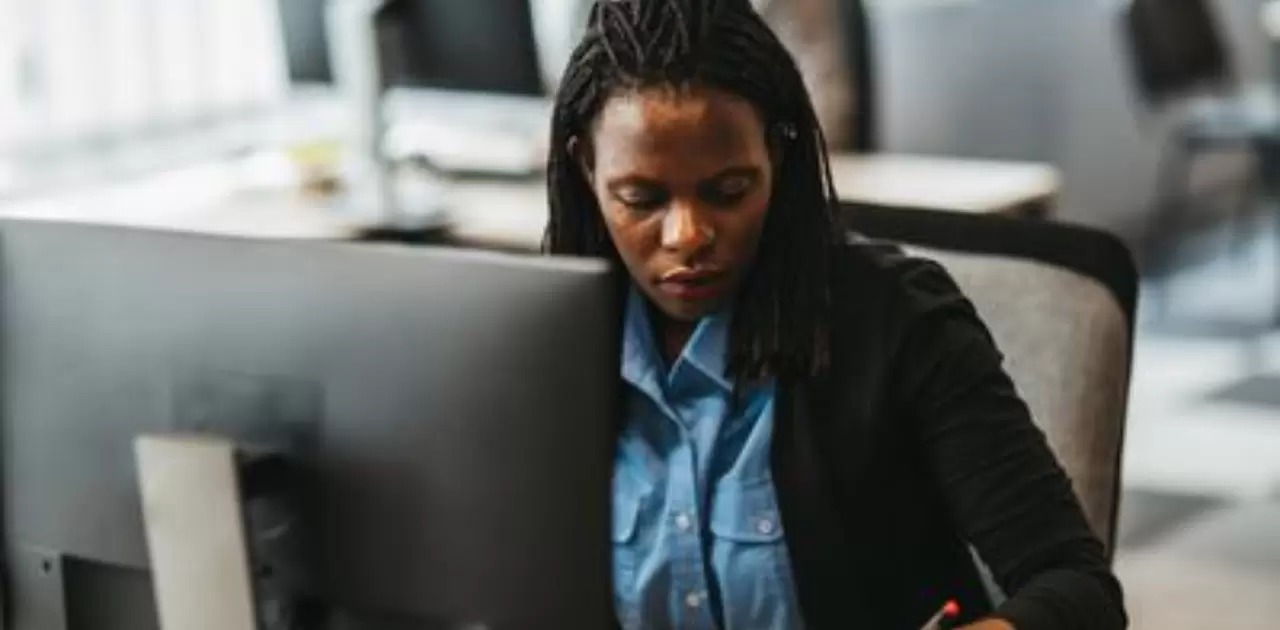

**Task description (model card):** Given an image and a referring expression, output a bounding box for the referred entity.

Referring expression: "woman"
[544,1,1126,629]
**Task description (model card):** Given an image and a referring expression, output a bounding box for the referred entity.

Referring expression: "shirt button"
[685,591,703,609]
[673,512,693,532]
[756,518,775,535]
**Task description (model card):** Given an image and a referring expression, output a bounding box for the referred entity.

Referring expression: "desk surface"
[827,153,1058,214]
[0,164,364,240]
[0,153,1060,249]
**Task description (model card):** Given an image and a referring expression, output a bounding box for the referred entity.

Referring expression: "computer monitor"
[277,0,545,97]
[278,0,335,84]
[0,219,618,629]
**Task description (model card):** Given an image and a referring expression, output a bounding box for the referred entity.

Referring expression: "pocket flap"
[709,478,784,543]
[612,473,645,543]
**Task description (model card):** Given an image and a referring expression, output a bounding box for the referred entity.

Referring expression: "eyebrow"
[705,166,763,183]
[605,165,763,190]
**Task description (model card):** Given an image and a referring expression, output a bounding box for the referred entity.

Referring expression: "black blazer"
[771,242,1127,629]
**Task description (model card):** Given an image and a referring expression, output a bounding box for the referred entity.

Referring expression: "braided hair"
[545,0,842,381]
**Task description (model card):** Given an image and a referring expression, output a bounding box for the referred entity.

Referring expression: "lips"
[657,269,726,301]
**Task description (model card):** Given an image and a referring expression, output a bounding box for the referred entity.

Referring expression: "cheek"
[587,183,630,246]
[730,191,772,252]
[597,201,660,262]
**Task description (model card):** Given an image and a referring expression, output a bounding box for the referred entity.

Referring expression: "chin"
[653,296,724,323]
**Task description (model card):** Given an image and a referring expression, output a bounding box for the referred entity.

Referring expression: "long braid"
[546,0,841,382]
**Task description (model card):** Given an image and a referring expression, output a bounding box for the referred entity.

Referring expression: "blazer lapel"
[772,376,868,628]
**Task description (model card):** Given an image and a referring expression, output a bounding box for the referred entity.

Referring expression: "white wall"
[0,0,287,153]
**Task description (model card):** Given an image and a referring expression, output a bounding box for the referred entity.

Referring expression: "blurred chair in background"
[752,0,853,150]
[1121,0,1280,324]
[838,0,877,153]
[845,204,1137,558]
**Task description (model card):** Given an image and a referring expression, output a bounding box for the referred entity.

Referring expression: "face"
[582,86,774,322]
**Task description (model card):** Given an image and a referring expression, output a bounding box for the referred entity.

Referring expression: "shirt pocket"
[710,476,786,544]
[709,477,801,629]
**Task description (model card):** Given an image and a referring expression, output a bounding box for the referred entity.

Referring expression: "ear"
[567,135,595,187]
[768,122,796,173]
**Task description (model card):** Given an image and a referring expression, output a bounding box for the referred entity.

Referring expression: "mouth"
[657,269,727,301]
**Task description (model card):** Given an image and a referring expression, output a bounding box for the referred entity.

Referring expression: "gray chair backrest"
[909,246,1131,552]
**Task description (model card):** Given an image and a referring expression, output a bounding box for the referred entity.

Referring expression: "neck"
[660,321,695,365]
[647,304,696,365]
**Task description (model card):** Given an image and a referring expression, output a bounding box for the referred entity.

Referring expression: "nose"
[660,202,713,254]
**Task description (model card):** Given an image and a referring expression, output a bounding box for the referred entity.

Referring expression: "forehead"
[590,87,769,178]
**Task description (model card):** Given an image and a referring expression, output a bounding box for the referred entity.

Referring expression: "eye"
[612,186,668,211]
[703,176,755,206]
[719,176,754,196]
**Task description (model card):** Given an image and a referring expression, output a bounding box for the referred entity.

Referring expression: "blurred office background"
[1,1,1279,628]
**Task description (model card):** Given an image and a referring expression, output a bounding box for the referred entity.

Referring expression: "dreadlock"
[544,0,842,382]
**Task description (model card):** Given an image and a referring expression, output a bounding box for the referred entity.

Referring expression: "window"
[0,0,289,156]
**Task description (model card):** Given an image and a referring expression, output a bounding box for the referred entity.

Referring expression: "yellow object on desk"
[285,140,346,199]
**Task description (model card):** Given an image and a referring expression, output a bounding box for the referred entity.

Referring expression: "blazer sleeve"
[889,259,1127,630]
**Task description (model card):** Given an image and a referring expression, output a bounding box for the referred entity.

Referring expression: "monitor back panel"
[0,220,617,628]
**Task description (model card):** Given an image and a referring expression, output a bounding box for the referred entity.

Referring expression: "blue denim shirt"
[613,288,804,630]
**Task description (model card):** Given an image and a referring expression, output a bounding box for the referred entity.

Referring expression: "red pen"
[919,599,961,630]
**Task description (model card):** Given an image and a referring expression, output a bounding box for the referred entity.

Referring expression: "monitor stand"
[135,435,315,630]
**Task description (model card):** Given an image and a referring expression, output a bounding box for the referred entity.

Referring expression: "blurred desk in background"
[0,159,368,240]
[828,154,1059,217]
[0,153,1060,250]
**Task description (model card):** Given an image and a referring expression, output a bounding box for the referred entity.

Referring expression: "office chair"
[844,203,1137,561]
[1121,0,1280,318]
